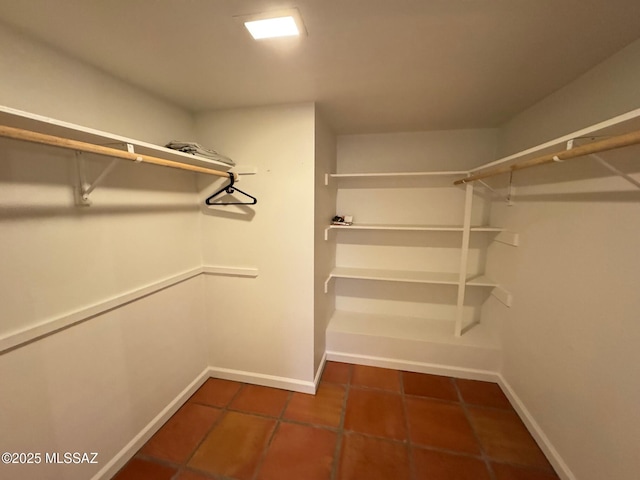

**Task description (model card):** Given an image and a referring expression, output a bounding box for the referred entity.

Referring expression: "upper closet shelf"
[456,107,640,185]
[324,170,468,185]
[0,105,233,170]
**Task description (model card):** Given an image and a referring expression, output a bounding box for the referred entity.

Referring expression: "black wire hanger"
[205,172,257,206]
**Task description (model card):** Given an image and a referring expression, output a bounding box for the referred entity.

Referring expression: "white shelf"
[327,310,501,348]
[465,275,500,287]
[330,171,468,178]
[469,107,640,174]
[325,170,469,186]
[324,223,503,239]
[0,105,234,170]
[330,266,459,285]
[325,266,498,292]
[325,310,502,371]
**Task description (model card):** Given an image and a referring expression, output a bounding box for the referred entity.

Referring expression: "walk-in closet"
[1,2,639,480]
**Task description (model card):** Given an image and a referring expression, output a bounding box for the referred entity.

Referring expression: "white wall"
[0,21,193,145]
[195,103,317,388]
[335,130,497,322]
[0,22,209,480]
[313,110,337,374]
[487,37,640,480]
[498,38,640,157]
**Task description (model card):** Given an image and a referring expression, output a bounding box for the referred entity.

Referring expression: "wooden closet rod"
[0,124,234,179]
[453,128,640,185]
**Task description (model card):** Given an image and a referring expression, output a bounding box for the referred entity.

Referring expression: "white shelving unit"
[323,163,512,371]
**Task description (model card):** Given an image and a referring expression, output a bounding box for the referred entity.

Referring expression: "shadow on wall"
[0,204,198,220]
[200,202,256,221]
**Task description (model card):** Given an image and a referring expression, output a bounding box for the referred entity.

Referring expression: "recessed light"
[245,16,299,40]
[236,8,307,40]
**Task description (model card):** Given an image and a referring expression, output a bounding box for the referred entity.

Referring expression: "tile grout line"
[453,378,498,480]
[399,371,417,480]
[249,389,294,480]
[330,364,352,480]
[177,381,247,480]
[127,380,246,480]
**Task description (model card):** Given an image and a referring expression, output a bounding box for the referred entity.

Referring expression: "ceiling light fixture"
[245,16,299,39]
[237,8,307,40]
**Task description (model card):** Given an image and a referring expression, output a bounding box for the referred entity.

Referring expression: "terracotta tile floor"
[113,363,560,480]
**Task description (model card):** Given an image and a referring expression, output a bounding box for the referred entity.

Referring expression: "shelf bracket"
[74,143,136,206]
[590,153,640,190]
[477,178,515,206]
[491,285,513,307]
[324,275,334,294]
[493,231,520,247]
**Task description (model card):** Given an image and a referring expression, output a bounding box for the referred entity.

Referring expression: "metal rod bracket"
[476,174,514,205]
[590,153,640,190]
[74,148,123,206]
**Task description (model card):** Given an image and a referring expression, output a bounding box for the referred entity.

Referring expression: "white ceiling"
[1,0,639,134]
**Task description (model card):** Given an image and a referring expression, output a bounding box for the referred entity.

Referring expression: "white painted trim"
[232,166,258,175]
[0,267,203,354]
[208,366,316,394]
[497,374,576,480]
[90,367,211,480]
[202,265,259,277]
[0,264,260,354]
[325,350,500,382]
[313,352,328,392]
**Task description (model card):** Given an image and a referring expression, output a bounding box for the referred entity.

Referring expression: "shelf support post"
[455,182,474,336]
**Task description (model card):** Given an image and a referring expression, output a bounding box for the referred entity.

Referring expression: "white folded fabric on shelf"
[165,140,236,166]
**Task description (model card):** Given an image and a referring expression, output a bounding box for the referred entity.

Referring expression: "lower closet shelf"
[326,310,502,372]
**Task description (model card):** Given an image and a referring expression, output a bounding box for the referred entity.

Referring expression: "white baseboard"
[90,363,322,479]
[497,374,575,480]
[208,366,316,394]
[90,367,211,480]
[326,350,500,382]
[313,352,327,389]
